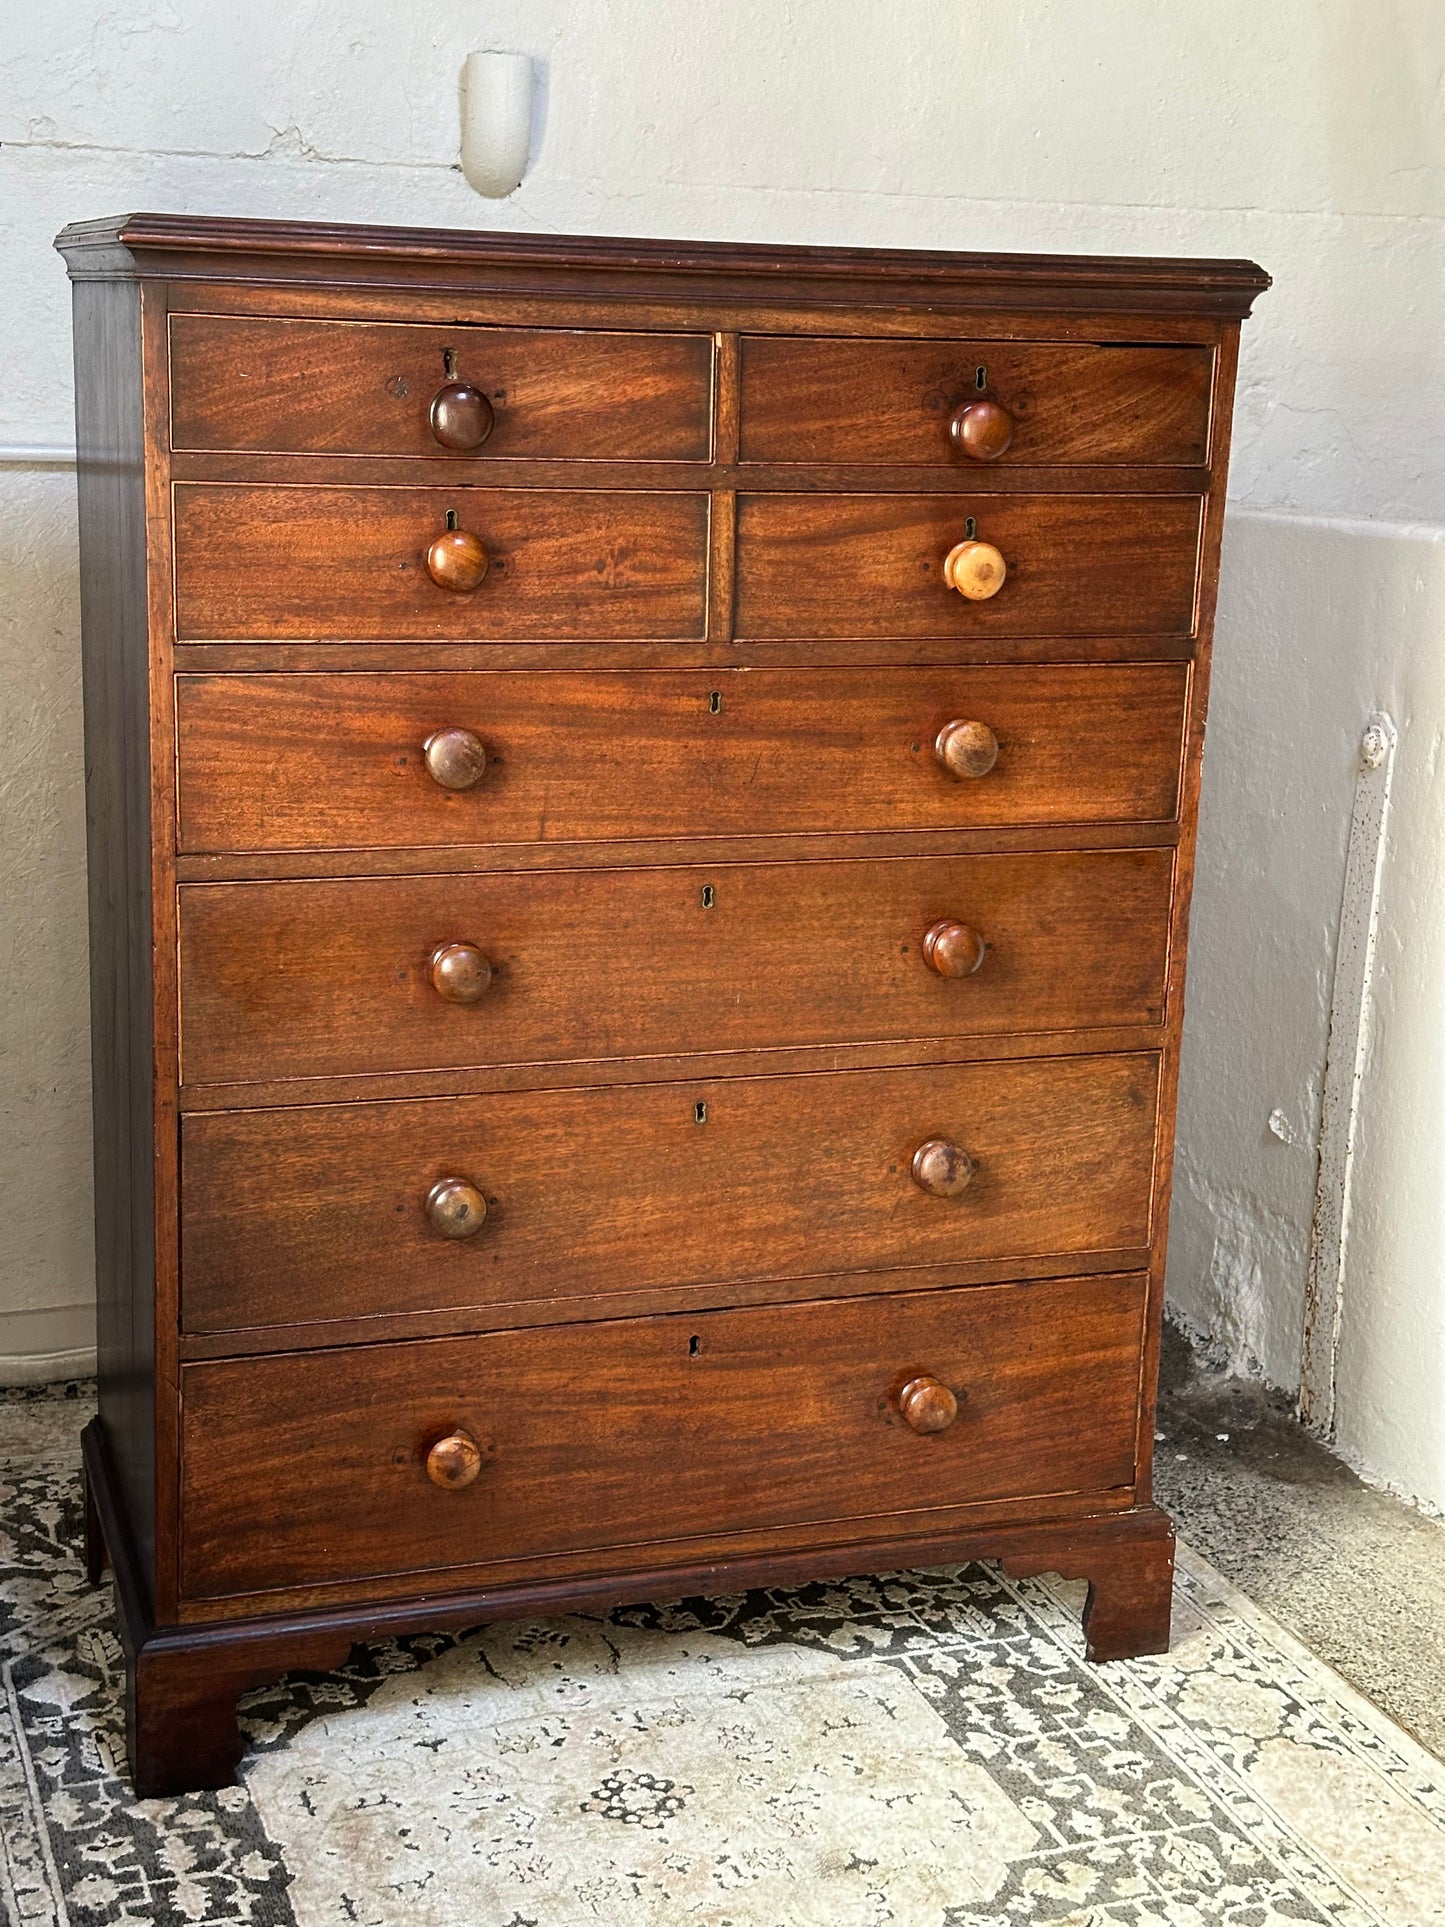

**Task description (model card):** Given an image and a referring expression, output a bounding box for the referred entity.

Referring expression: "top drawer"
[738,337,1212,467]
[168,316,715,461]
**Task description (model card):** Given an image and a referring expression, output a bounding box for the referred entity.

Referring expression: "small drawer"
[179,1053,1158,1333]
[169,315,714,460]
[178,1271,1147,1600]
[734,492,1201,639]
[171,484,710,641]
[738,336,1212,467]
[176,849,1174,1085]
[174,663,1189,854]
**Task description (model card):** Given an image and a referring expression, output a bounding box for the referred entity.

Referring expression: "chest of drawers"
[57,214,1267,1795]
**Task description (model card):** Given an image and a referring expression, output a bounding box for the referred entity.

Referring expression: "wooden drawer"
[169,315,714,460]
[179,1053,1158,1333]
[171,484,710,641]
[178,1272,1147,1599]
[175,663,1189,854]
[734,493,1201,638]
[177,849,1173,1085]
[738,337,1212,467]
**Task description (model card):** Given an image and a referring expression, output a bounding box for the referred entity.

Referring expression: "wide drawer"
[177,849,1174,1084]
[172,484,710,641]
[734,493,1201,638]
[738,336,1212,466]
[178,1272,1148,1600]
[174,662,1189,853]
[170,315,715,460]
[179,1053,1159,1333]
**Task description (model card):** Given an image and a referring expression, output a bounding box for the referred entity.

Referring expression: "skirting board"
[0,1304,97,1385]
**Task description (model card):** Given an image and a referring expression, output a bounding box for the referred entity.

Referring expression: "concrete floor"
[1153,1319,1445,1760]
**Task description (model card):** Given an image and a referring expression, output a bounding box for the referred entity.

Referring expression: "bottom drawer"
[179,1272,1147,1603]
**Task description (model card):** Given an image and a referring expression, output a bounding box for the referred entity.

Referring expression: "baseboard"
[0,1346,97,1386]
[0,1303,96,1385]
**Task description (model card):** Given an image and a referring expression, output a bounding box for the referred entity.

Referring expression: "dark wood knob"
[911,1138,976,1198]
[896,1374,960,1434]
[934,719,1000,780]
[424,727,489,791]
[943,539,1007,600]
[426,1428,485,1487]
[428,941,492,1003]
[425,1176,488,1239]
[923,920,986,978]
[426,527,489,593]
[430,381,494,451]
[948,398,1014,461]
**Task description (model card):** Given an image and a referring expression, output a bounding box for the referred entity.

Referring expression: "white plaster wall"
[0,1,1441,1499]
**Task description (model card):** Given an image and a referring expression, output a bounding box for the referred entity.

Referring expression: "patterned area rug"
[3,1384,1444,1927]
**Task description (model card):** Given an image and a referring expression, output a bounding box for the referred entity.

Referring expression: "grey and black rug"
[3,1383,1443,1926]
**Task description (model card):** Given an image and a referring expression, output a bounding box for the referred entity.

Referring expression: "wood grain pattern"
[739,337,1212,466]
[179,1053,1159,1333]
[176,849,1174,1084]
[174,663,1189,853]
[735,493,1202,638]
[169,315,714,459]
[177,1272,1147,1598]
[69,275,159,1598]
[172,484,710,641]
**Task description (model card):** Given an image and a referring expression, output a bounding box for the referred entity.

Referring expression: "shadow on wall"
[0,461,94,1372]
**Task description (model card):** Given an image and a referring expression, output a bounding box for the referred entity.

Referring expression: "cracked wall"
[1,0,1442,1494]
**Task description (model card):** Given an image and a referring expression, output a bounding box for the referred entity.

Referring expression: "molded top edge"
[55,213,1270,316]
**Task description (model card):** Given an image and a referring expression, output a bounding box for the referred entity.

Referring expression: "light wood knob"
[896,1374,960,1434]
[424,727,489,791]
[426,527,489,593]
[923,919,986,978]
[911,1139,976,1199]
[425,1176,488,1239]
[428,941,492,1004]
[943,540,1007,601]
[934,719,1000,780]
[430,381,494,451]
[948,399,1014,461]
[426,1428,485,1487]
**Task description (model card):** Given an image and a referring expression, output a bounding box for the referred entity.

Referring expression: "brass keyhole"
[700,884,715,908]
[964,515,977,540]
[975,364,988,390]
[444,507,459,531]
[443,347,459,377]
[708,690,722,714]
[694,1100,708,1124]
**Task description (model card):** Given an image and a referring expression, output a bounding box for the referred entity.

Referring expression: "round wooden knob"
[425,1428,484,1487]
[896,1374,960,1434]
[948,399,1014,461]
[911,1139,976,1199]
[428,941,492,1004]
[426,527,489,593]
[934,719,1000,780]
[425,1176,488,1239]
[943,540,1007,601]
[923,919,986,978]
[424,727,489,791]
[430,381,494,451]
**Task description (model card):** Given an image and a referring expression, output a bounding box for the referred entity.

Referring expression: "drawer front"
[170,315,714,460]
[177,850,1174,1084]
[180,1054,1158,1333]
[175,663,1189,854]
[172,485,710,641]
[179,1272,1147,1599]
[738,337,1212,466]
[735,493,1201,638]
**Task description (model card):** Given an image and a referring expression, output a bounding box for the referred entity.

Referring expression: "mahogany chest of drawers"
[57,214,1267,1795]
